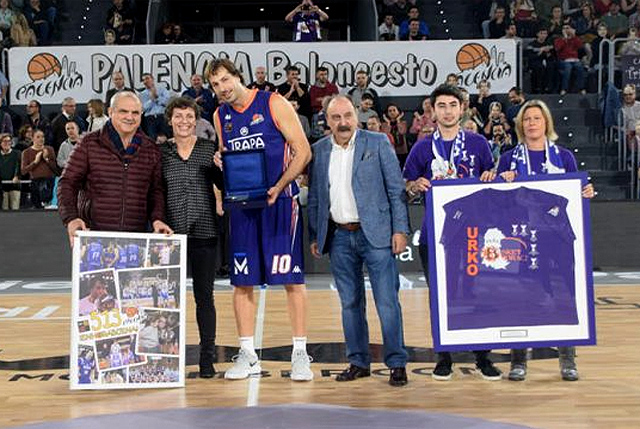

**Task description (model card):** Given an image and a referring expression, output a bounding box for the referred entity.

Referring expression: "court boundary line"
[247,285,267,407]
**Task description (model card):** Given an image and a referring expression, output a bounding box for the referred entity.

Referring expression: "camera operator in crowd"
[285,0,329,42]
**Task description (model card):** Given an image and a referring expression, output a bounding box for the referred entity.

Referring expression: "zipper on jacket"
[121,160,129,229]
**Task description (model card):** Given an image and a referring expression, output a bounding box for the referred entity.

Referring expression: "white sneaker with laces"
[290,349,313,381]
[224,349,261,380]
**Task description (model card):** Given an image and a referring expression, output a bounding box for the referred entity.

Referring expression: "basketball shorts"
[229,197,305,286]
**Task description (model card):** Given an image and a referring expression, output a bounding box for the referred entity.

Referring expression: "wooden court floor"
[1,285,640,428]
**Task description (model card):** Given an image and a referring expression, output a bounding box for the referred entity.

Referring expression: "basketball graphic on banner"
[456,43,491,71]
[27,53,62,81]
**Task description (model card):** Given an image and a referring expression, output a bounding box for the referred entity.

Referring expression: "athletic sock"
[292,336,307,353]
[239,337,257,357]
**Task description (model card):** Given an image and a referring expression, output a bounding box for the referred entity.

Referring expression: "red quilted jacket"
[57,127,165,232]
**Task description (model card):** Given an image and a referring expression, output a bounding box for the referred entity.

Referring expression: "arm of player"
[212,108,224,170]
[267,93,312,205]
[307,146,322,258]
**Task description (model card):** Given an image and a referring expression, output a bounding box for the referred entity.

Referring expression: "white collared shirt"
[329,129,359,224]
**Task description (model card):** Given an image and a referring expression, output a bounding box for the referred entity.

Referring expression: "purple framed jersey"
[425,173,596,352]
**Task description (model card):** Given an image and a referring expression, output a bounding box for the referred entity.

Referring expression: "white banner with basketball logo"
[7,40,517,105]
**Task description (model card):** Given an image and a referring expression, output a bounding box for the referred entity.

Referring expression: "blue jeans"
[329,228,408,368]
[558,60,585,92]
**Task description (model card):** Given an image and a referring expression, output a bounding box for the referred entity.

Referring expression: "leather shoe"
[389,367,408,386]
[335,364,370,381]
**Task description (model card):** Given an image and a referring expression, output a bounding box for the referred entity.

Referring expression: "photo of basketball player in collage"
[71,232,186,389]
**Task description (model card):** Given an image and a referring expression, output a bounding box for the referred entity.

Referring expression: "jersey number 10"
[271,254,292,274]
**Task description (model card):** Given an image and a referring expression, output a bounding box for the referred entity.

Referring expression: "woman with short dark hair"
[161,96,223,378]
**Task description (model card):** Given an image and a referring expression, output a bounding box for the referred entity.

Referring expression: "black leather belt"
[335,222,361,231]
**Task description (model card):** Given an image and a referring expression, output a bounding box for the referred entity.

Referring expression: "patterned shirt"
[161,138,222,239]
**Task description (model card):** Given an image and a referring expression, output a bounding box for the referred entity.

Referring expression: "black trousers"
[30,178,54,208]
[187,237,217,347]
[418,243,429,283]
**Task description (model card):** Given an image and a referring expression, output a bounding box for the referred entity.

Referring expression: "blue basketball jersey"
[110,351,122,367]
[127,244,140,267]
[217,89,298,198]
[87,242,103,269]
[115,245,128,269]
[78,357,94,383]
[440,187,578,330]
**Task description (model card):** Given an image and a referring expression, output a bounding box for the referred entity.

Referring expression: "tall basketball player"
[205,59,313,381]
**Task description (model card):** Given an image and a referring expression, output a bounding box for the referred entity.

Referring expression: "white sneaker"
[290,349,313,381]
[224,349,261,380]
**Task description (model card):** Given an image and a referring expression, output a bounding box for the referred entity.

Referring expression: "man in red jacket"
[58,91,172,246]
[553,22,587,95]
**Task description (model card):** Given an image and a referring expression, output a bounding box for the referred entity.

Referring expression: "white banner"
[70,231,187,390]
[8,40,517,105]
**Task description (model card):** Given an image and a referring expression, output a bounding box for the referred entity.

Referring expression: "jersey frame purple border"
[425,172,596,352]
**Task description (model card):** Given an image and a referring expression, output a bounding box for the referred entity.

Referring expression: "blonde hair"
[514,99,558,142]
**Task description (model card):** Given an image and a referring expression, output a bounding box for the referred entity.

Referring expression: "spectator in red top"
[309,67,339,114]
[554,21,587,94]
[21,129,57,209]
[594,0,613,17]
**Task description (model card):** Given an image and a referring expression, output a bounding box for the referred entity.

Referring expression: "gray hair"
[326,94,356,114]
[110,91,141,110]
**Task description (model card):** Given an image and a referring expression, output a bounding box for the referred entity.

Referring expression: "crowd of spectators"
[2,1,639,210]
[0,57,532,212]
[478,0,640,94]
[155,21,189,44]
[0,0,58,48]
[377,1,430,41]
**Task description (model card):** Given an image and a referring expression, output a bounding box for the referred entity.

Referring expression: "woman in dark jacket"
[161,96,223,378]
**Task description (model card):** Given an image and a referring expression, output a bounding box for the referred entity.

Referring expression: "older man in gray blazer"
[307,95,410,387]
